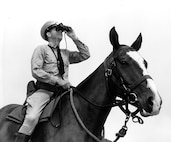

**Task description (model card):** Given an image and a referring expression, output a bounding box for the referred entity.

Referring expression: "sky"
[0,0,171,141]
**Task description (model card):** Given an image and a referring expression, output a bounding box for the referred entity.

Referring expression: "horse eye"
[121,61,127,64]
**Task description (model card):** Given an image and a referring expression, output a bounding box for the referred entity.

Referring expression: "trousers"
[18,89,53,135]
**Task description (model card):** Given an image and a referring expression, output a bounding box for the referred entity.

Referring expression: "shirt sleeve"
[69,38,90,64]
[31,46,62,85]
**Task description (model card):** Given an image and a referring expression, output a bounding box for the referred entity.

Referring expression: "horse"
[0,27,162,142]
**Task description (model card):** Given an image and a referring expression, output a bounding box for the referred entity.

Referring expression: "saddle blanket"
[6,96,61,124]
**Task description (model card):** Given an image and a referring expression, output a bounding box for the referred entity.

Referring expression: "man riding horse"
[15,20,90,142]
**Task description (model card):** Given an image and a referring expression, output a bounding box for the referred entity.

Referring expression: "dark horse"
[0,27,162,142]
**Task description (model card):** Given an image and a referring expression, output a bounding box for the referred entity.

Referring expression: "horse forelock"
[105,46,135,69]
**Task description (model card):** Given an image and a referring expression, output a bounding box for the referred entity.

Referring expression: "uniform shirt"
[31,39,90,85]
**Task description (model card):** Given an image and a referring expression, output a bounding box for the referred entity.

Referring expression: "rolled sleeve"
[69,39,90,64]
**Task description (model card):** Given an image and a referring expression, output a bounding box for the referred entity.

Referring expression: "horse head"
[108,27,162,117]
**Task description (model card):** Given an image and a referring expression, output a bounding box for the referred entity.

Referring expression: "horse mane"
[76,62,104,91]
[76,52,114,93]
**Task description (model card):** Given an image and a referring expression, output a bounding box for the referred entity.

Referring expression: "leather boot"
[15,133,30,142]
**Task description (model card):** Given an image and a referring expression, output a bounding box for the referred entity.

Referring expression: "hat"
[40,21,59,40]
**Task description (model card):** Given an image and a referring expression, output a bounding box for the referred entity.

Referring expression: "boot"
[15,133,30,142]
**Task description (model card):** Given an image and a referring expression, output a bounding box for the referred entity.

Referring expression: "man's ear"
[46,32,51,39]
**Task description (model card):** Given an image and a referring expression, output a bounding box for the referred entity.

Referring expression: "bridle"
[104,54,153,111]
[103,51,153,141]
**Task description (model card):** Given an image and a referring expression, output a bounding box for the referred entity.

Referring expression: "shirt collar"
[48,42,59,49]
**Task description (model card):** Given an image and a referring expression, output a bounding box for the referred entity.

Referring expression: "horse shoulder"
[0,104,21,141]
[0,104,19,116]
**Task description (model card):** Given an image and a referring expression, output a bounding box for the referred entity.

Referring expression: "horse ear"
[109,27,120,50]
[131,33,142,51]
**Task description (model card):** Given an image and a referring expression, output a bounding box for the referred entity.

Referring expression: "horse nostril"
[147,96,153,107]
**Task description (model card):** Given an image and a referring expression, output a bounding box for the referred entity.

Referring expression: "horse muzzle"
[140,93,162,117]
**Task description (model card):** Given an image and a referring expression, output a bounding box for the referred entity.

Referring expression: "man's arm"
[66,29,90,64]
[69,38,90,64]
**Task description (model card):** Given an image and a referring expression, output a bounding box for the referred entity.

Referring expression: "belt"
[36,81,63,93]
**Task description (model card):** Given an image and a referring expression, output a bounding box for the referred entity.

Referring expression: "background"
[0,0,171,141]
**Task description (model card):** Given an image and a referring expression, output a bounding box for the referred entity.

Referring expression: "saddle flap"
[6,96,60,124]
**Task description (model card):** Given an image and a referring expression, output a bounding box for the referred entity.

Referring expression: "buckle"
[105,69,112,76]
[128,93,138,104]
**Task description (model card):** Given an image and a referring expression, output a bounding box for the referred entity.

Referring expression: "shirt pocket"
[44,52,57,64]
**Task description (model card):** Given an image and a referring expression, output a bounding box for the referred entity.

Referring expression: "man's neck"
[48,39,60,48]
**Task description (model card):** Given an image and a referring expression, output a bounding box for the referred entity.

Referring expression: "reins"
[70,88,102,142]
[67,56,149,142]
[69,87,143,142]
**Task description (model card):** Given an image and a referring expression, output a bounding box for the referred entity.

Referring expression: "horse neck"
[77,63,111,107]
[76,63,113,137]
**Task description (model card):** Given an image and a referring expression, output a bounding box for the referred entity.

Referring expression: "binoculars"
[56,23,72,32]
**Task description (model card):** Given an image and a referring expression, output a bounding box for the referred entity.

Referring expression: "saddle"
[6,81,67,126]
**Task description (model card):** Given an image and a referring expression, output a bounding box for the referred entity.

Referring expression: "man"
[15,20,90,142]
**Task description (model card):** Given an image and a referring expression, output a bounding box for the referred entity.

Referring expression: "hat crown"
[41,21,59,40]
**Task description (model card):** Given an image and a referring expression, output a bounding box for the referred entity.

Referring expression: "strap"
[129,75,152,91]
[48,45,65,77]
[69,88,102,142]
